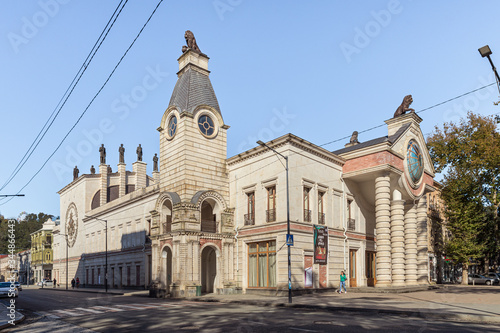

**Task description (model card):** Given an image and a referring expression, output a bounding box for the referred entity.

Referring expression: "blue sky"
[1,0,500,219]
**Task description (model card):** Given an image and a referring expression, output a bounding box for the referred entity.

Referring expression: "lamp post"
[87,216,108,293]
[257,140,292,304]
[59,233,69,290]
[479,45,500,103]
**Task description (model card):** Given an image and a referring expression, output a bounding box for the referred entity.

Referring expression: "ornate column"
[416,196,428,284]
[404,203,418,285]
[390,190,405,286]
[375,174,391,287]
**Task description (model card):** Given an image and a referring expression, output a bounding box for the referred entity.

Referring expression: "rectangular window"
[266,186,276,222]
[136,265,141,287]
[318,191,325,225]
[245,192,255,225]
[347,199,355,231]
[303,187,311,222]
[248,241,276,288]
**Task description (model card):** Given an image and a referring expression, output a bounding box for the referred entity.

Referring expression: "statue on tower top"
[182,30,204,55]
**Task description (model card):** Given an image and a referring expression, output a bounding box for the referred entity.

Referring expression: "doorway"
[349,249,357,287]
[201,246,217,293]
[161,247,172,292]
[366,251,376,287]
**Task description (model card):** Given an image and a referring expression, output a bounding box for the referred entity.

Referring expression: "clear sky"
[1,0,500,219]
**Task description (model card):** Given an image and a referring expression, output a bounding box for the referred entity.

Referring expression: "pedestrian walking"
[338,271,347,294]
[71,278,75,289]
[76,277,80,289]
[53,278,56,288]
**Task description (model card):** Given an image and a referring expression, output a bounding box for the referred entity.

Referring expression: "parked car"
[485,272,500,283]
[36,279,53,287]
[468,274,497,285]
[0,282,19,298]
[13,281,22,291]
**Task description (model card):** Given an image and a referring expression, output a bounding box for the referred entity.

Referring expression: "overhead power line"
[0,0,128,193]
[0,0,164,207]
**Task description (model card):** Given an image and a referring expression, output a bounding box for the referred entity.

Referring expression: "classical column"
[375,174,391,286]
[404,203,418,285]
[390,190,405,286]
[417,196,428,284]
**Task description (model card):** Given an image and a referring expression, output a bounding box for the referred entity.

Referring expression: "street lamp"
[59,233,69,290]
[479,45,500,100]
[257,140,292,304]
[87,216,108,293]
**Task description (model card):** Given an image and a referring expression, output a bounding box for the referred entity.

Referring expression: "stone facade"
[55,38,436,296]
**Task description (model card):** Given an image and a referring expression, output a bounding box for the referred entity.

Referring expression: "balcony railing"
[201,220,217,233]
[348,218,355,231]
[244,213,255,225]
[266,209,276,222]
[318,212,325,225]
[163,215,172,233]
[304,209,312,222]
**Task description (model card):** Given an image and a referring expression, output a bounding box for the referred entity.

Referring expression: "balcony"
[244,213,255,226]
[318,212,325,225]
[201,220,217,233]
[348,218,355,231]
[304,209,312,222]
[266,209,276,222]
[163,215,172,233]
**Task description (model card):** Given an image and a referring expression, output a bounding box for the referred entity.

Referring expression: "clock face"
[198,115,215,137]
[167,115,177,138]
[65,203,78,248]
[407,140,424,184]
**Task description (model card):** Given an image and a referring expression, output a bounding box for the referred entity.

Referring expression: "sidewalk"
[191,285,500,324]
[35,285,149,297]
[0,299,25,330]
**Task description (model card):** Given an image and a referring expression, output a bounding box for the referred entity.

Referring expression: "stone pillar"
[404,203,418,285]
[118,163,126,198]
[417,196,428,284]
[390,190,405,286]
[99,164,108,206]
[133,161,147,189]
[153,170,160,184]
[375,174,391,287]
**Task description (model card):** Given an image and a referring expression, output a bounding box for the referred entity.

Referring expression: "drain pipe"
[341,173,347,272]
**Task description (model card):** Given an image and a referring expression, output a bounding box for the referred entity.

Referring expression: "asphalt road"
[4,288,500,332]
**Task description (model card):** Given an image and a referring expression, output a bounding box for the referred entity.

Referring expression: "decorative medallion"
[198,114,215,137]
[167,115,177,138]
[65,203,78,248]
[407,140,424,184]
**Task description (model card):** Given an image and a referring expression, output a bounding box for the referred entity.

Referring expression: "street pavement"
[1,284,499,331]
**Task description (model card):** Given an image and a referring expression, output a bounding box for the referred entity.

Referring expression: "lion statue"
[182,30,202,54]
[393,95,415,118]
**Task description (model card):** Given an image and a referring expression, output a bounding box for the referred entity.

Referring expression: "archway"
[161,247,172,293]
[162,200,172,233]
[201,246,217,293]
[200,199,218,233]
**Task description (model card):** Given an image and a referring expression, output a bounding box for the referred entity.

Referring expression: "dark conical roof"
[168,67,221,115]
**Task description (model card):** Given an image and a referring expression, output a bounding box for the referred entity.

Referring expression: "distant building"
[0,255,9,282]
[30,219,55,283]
[54,32,437,296]
[17,250,31,285]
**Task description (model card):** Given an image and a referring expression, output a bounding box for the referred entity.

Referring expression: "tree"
[427,112,500,284]
[0,212,53,254]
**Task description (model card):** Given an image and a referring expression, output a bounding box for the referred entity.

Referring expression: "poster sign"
[314,225,328,264]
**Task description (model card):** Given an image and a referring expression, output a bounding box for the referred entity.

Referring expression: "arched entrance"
[161,247,172,293]
[201,246,217,294]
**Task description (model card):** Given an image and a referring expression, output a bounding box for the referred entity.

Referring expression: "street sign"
[286,234,294,246]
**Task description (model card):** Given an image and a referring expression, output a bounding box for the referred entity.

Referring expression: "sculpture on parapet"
[119,144,125,164]
[393,95,415,118]
[153,153,158,172]
[90,165,96,174]
[99,144,106,164]
[73,166,79,180]
[182,30,203,54]
[108,165,112,173]
[349,131,359,144]
[136,144,143,162]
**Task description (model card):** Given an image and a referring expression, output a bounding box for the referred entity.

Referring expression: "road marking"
[115,304,150,310]
[74,307,102,314]
[92,306,125,312]
[54,309,82,317]
[129,303,162,309]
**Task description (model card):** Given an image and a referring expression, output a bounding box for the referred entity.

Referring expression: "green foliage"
[0,212,53,254]
[427,112,500,266]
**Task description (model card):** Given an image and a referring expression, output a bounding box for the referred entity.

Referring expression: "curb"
[36,287,124,295]
[0,311,25,331]
[191,297,500,324]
